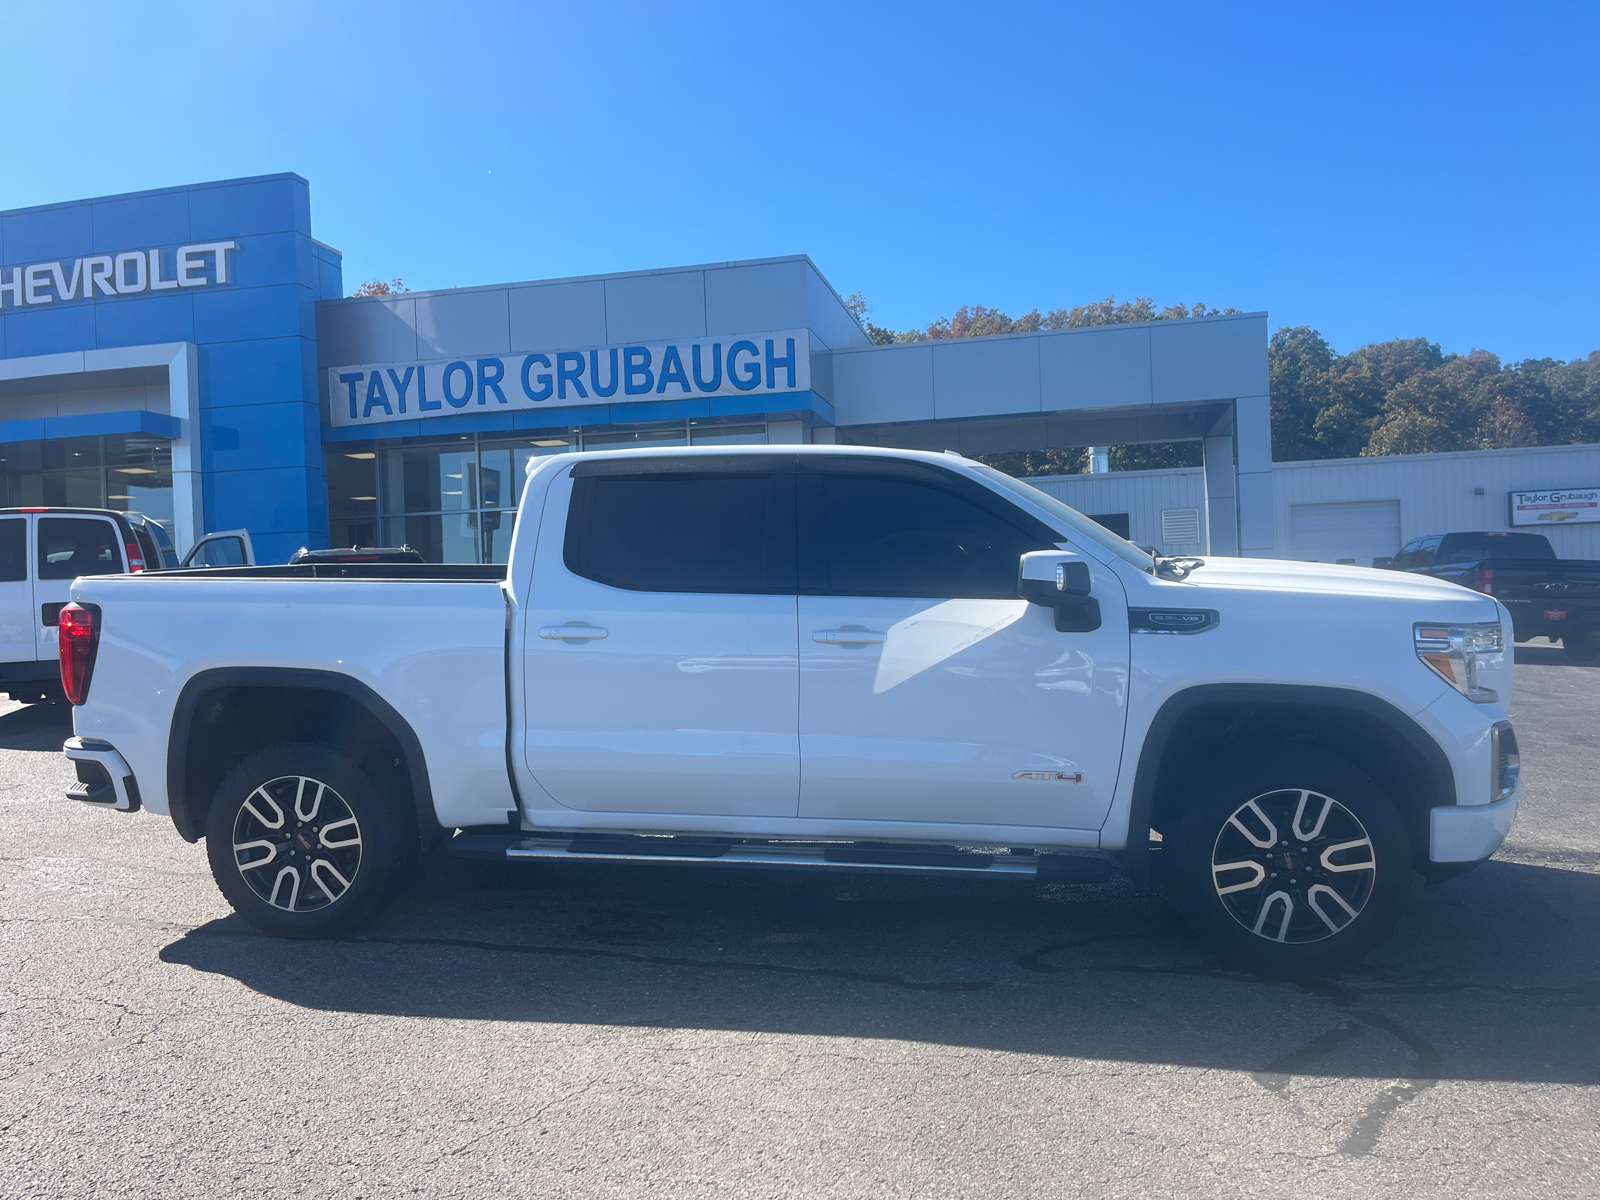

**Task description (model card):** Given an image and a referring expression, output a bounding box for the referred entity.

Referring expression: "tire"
[1165,746,1412,972]
[204,742,417,938]
[1562,633,1600,665]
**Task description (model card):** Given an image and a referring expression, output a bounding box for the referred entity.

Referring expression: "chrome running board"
[447,832,1112,884]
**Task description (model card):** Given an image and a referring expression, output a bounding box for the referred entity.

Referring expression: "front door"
[522,455,801,817]
[796,458,1130,832]
[0,517,33,664]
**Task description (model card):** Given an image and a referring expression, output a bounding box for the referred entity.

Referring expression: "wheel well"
[1132,687,1453,881]
[168,674,439,847]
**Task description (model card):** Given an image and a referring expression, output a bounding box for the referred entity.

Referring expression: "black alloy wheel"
[1165,746,1412,971]
[205,742,415,938]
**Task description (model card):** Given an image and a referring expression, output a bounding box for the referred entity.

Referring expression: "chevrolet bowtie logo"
[1013,771,1084,783]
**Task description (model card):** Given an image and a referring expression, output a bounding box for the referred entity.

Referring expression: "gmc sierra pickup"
[1389,531,1600,664]
[58,446,1521,969]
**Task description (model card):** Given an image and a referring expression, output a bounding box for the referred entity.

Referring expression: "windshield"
[969,463,1156,570]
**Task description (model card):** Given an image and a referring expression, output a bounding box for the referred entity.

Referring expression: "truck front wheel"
[1165,747,1412,971]
[204,742,415,938]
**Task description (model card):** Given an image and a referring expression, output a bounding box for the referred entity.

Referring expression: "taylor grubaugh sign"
[1508,487,1600,526]
[329,331,810,428]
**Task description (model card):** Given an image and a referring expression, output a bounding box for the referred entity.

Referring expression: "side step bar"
[448,832,1112,884]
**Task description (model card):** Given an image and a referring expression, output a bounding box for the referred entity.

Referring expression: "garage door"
[1289,500,1401,566]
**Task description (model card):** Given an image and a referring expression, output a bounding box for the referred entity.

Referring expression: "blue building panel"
[44,410,183,440]
[91,189,191,252]
[194,283,314,343]
[513,403,612,430]
[203,402,321,472]
[94,292,196,348]
[0,202,94,263]
[208,466,321,535]
[227,231,316,290]
[611,397,712,423]
[0,418,48,443]
[323,420,419,443]
[4,305,98,357]
[188,175,311,240]
[198,337,314,409]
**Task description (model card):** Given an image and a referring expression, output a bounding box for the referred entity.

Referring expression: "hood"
[1171,557,1498,609]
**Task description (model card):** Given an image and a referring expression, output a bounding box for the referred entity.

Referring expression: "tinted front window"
[38,518,120,580]
[0,519,24,582]
[565,472,795,593]
[804,474,1051,597]
[190,537,246,567]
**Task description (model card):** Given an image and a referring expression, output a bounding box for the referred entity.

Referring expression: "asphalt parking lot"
[2,649,1597,1199]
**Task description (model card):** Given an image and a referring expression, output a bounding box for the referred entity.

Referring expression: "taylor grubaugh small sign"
[1508,487,1600,526]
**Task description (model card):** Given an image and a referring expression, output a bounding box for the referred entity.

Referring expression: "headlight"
[1414,621,1503,703]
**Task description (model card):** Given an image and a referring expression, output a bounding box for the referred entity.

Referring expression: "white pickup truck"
[58,446,1521,968]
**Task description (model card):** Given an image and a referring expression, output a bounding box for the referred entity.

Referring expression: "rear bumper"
[1430,794,1517,862]
[62,737,142,812]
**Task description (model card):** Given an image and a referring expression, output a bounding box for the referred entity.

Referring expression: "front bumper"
[1430,793,1517,862]
[63,737,142,812]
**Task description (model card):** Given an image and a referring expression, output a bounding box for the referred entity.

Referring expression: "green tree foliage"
[851,291,1600,464]
[1268,327,1600,460]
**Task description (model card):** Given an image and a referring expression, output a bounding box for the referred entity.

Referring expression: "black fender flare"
[166,666,439,844]
[1122,683,1456,885]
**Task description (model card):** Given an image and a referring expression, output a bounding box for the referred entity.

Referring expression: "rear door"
[34,515,124,658]
[0,516,32,664]
[795,457,1130,832]
[521,455,801,817]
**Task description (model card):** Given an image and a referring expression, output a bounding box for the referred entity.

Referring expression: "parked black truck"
[1389,531,1600,663]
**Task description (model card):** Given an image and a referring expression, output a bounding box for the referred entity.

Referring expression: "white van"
[0,507,253,702]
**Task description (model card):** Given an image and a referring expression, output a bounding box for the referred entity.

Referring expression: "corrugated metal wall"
[1274,443,1600,561]
[1025,443,1600,561]
[1025,468,1209,554]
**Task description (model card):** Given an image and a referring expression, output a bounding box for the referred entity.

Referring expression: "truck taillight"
[124,540,145,572]
[58,603,100,705]
[1472,565,1494,595]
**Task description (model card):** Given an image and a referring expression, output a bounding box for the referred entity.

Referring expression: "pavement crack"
[1015,932,1166,972]
[197,928,993,993]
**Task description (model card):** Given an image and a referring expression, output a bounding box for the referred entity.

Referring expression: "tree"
[848,292,1600,464]
[353,278,408,297]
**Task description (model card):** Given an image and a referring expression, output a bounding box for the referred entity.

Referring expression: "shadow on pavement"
[1516,642,1597,667]
[161,848,1600,1085]
[0,699,73,752]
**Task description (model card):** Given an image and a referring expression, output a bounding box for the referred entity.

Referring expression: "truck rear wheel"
[1563,634,1600,665]
[1165,747,1412,971]
[204,742,415,938]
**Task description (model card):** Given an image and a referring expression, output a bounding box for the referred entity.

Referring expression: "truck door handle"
[812,629,886,645]
[539,624,608,641]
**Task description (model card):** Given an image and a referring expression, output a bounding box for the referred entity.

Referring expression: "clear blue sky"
[4,1,1595,363]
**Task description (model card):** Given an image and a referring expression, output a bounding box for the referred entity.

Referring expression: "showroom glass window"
[329,419,769,563]
[0,435,174,533]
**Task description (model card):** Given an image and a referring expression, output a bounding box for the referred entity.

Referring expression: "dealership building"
[1,172,1595,565]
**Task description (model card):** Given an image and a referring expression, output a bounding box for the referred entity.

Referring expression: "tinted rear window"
[1438,533,1556,563]
[38,517,121,580]
[0,518,24,583]
[565,471,796,593]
